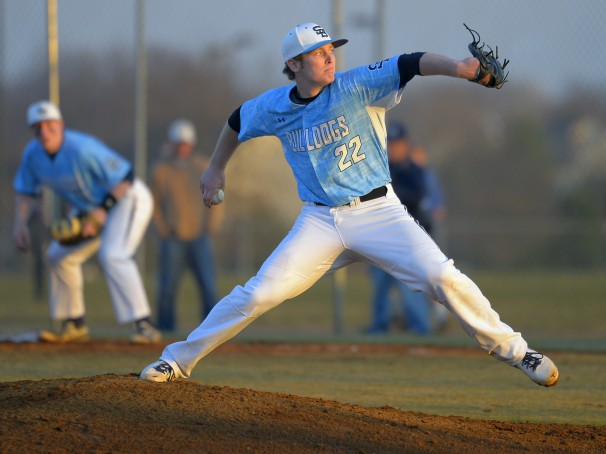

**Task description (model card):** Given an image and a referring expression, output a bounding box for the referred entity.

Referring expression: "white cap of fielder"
[168,118,197,145]
[282,23,348,62]
[27,100,62,126]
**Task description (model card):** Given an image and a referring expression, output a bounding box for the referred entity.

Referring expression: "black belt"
[315,186,387,207]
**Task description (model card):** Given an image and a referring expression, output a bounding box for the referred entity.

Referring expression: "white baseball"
[211,188,224,205]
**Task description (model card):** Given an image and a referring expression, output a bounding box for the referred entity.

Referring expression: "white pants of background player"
[162,184,528,378]
[46,179,153,324]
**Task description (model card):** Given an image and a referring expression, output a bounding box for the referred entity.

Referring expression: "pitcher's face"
[299,43,337,87]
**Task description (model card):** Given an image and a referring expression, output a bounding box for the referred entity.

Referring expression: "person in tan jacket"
[151,119,224,332]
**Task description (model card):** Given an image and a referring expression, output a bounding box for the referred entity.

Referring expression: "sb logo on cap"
[312,26,328,38]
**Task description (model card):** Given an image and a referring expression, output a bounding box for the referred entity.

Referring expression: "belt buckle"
[349,197,362,208]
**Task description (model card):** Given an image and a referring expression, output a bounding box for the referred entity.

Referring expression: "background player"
[140,23,558,387]
[13,100,160,343]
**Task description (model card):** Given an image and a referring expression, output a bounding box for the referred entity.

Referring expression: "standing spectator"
[412,145,447,233]
[151,119,223,332]
[365,122,434,335]
[13,100,160,343]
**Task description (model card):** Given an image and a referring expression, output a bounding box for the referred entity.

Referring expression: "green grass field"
[1,267,605,425]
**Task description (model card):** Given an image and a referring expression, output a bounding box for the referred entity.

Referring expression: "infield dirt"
[1,342,604,453]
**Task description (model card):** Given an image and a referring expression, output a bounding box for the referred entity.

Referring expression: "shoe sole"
[139,374,173,382]
[543,369,559,387]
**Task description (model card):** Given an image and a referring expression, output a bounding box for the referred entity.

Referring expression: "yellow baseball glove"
[50,214,102,245]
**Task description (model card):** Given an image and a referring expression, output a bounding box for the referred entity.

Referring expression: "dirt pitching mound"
[0,373,604,453]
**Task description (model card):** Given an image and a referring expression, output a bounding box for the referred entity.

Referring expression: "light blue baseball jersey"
[238,55,414,206]
[13,129,132,213]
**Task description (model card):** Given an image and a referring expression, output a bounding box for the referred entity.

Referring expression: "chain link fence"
[1,1,604,317]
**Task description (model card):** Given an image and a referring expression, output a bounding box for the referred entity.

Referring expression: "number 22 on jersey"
[334,135,366,171]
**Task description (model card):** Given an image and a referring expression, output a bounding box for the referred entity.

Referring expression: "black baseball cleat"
[139,359,176,382]
[514,349,559,387]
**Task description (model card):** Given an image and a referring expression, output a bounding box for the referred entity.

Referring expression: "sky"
[2,0,606,98]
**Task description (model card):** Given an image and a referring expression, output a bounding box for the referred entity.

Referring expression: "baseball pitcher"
[140,23,557,387]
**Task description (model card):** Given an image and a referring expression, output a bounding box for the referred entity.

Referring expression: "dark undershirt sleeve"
[123,168,135,182]
[227,106,242,133]
[397,52,425,88]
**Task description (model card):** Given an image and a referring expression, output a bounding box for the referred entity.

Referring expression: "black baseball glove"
[464,23,509,89]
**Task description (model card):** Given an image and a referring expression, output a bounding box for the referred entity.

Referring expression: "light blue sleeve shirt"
[238,55,408,206]
[13,129,132,213]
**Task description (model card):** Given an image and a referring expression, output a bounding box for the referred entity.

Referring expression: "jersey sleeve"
[13,142,42,197]
[80,136,132,191]
[336,53,423,110]
[237,86,289,142]
[336,56,402,107]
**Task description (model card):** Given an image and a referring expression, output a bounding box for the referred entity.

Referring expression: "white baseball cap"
[27,100,63,126]
[168,119,197,145]
[282,23,348,62]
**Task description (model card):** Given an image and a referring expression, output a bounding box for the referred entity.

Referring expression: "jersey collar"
[289,86,325,105]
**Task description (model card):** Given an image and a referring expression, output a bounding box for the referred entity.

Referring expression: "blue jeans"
[156,236,218,331]
[368,265,431,335]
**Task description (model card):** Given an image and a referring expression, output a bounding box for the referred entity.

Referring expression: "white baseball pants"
[163,185,527,377]
[46,179,153,324]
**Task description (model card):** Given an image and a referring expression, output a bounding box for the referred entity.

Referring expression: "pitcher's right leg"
[141,206,345,380]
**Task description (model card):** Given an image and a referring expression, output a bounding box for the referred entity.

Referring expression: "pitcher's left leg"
[342,197,557,385]
[363,208,527,361]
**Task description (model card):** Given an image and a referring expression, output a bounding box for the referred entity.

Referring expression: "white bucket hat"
[168,119,197,145]
[282,23,348,62]
[27,100,63,126]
